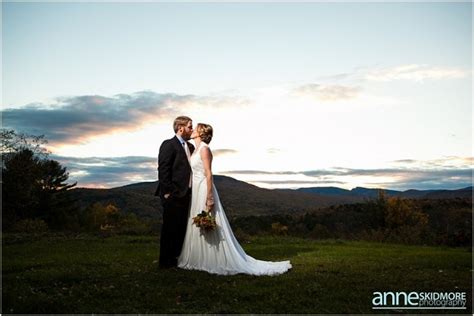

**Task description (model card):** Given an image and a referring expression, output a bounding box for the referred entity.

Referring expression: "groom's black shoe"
[159,263,175,269]
[159,258,178,269]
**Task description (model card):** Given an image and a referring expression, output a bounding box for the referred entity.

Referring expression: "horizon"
[71,175,473,193]
[3,2,473,191]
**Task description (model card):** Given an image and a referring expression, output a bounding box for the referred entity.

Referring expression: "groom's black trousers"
[159,188,191,268]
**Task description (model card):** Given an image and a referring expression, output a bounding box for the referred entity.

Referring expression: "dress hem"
[177,261,293,276]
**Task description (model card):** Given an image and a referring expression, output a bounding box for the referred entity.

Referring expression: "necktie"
[182,141,191,161]
[182,141,192,188]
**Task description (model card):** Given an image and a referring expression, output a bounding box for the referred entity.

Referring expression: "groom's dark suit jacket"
[155,136,195,200]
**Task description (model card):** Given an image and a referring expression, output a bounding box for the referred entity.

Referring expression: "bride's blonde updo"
[197,123,213,144]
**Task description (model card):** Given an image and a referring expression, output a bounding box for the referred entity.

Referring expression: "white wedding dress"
[177,142,292,276]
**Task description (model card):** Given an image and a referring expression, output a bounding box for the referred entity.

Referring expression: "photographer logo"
[372,291,467,310]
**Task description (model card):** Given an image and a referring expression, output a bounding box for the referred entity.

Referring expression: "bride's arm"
[201,146,215,211]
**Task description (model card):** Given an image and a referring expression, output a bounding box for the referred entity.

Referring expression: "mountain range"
[297,185,473,199]
[66,175,472,219]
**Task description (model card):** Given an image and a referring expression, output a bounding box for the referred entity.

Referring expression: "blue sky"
[4,2,471,105]
[2,2,473,190]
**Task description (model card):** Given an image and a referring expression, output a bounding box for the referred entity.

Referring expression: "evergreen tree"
[1,129,77,230]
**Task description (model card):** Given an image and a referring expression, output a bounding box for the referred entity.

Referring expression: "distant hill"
[298,186,473,199]
[66,175,364,219]
[66,176,472,220]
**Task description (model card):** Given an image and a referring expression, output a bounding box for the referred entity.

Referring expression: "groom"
[155,116,194,268]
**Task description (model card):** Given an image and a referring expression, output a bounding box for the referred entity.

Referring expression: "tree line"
[231,192,472,247]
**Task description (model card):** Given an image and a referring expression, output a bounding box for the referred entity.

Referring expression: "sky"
[2,1,473,190]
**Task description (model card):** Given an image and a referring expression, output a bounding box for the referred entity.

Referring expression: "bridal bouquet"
[192,210,217,231]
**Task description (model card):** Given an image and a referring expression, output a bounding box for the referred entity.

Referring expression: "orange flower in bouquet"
[192,209,217,231]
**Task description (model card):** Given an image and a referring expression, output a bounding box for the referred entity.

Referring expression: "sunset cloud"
[53,150,238,188]
[51,155,158,188]
[2,90,247,147]
[56,154,472,190]
[220,157,473,190]
[391,156,474,168]
[213,149,238,156]
[363,64,469,82]
[315,64,470,84]
[293,84,362,101]
[3,91,184,144]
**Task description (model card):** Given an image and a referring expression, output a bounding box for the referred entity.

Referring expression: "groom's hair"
[173,116,192,132]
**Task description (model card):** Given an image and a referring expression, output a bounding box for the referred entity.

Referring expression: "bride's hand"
[206,196,215,211]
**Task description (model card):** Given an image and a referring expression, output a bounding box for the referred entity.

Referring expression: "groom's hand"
[164,193,171,199]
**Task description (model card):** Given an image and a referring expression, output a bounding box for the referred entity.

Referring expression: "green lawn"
[2,234,472,314]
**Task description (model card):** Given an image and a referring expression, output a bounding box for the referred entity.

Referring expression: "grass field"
[2,234,472,314]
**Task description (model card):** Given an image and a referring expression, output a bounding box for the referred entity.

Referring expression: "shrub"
[12,218,49,234]
[271,222,288,236]
[116,213,152,235]
[310,224,331,239]
[233,227,252,243]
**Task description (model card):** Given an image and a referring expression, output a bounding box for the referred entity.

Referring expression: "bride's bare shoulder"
[200,144,213,158]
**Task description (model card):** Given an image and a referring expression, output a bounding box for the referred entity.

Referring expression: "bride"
[177,123,292,276]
